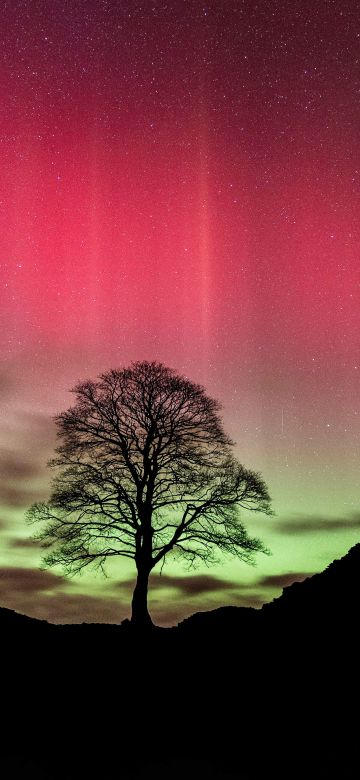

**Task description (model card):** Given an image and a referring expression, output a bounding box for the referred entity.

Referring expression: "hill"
[177,542,360,643]
[264,541,360,618]
[1,545,359,779]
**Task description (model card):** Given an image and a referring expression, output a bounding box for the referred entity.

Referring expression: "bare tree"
[28,361,272,627]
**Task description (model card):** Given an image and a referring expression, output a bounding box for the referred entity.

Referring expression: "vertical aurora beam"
[197,73,212,380]
[85,121,102,342]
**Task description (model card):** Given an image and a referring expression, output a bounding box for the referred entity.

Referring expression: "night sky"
[1,0,359,625]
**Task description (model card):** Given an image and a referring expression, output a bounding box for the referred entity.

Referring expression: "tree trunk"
[131,566,153,628]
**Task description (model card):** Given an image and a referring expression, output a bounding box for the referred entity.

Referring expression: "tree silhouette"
[28,361,272,627]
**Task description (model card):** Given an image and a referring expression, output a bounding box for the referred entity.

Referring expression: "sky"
[0,0,359,625]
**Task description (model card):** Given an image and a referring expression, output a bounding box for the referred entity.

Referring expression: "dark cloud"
[0,565,126,623]
[0,484,48,508]
[149,572,312,598]
[17,410,56,449]
[27,592,126,624]
[274,512,360,535]
[9,537,43,549]
[257,572,311,589]
[241,595,266,609]
[151,573,233,596]
[0,413,56,508]
[0,450,41,480]
[116,573,233,597]
[0,567,66,595]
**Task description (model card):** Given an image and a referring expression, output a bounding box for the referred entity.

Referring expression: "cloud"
[257,572,311,589]
[9,537,43,550]
[151,573,233,596]
[0,450,42,480]
[17,410,56,450]
[148,572,312,598]
[116,573,233,598]
[0,413,55,508]
[274,512,360,536]
[228,593,266,609]
[0,565,126,623]
[25,592,126,624]
[0,484,48,509]
[0,567,66,595]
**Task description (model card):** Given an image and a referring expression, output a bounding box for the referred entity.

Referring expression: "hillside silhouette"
[179,542,360,639]
[265,540,360,616]
[1,545,359,779]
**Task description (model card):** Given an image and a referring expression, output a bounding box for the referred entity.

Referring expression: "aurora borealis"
[1,1,359,625]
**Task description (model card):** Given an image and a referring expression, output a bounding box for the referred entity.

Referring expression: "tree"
[28,361,272,628]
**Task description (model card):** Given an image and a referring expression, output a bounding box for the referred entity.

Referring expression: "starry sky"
[1,0,359,625]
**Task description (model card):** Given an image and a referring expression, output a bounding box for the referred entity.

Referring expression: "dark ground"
[1,544,359,779]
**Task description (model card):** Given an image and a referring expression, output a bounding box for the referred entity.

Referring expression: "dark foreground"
[2,545,359,779]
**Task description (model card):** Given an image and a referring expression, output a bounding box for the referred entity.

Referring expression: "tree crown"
[28,361,272,580]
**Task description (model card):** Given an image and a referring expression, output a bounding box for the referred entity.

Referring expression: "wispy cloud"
[150,573,233,596]
[0,450,40,480]
[273,512,360,535]
[0,565,125,623]
[115,572,236,597]
[257,572,311,588]
[0,566,67,595]
[9,538,43,550]
[0,412,55,509]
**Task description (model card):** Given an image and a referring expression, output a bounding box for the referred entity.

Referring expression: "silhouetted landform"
[265,540,360,619]
[0,605,51,631]
[179,542,360,638]
[1,545,359,779]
